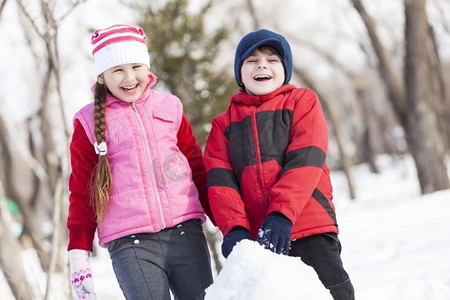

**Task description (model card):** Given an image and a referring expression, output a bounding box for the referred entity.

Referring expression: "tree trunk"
[204,223,223,273]
[404,0,450,193]
[426,23,450,150]
[44,177,64,300]
[0,182,35,300]
[358,88,380,174]
[351,0,407,128]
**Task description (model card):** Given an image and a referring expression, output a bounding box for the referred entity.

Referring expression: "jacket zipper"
[250,108,268,208]
[130,102,166,230]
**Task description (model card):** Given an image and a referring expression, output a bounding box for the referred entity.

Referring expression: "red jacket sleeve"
[203,116,249,235]
[67,119,98,252]
[177,114,215,225]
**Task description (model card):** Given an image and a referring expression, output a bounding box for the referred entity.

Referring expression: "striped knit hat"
[91,24,150,76]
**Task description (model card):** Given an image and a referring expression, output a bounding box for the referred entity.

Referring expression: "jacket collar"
[231,84,296,106]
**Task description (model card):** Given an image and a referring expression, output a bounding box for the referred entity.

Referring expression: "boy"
[203,29,355,300]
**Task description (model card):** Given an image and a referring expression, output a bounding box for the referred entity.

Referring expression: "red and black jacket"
[203,84,338,240]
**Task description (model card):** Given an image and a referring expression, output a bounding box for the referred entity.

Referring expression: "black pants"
[289,233,355,300]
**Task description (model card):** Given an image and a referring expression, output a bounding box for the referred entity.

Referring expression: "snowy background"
[1,0,450,299]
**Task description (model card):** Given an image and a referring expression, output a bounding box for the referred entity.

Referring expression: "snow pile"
[205,240,330,299]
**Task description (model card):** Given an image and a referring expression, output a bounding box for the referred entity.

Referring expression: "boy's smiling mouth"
[254,75,271,81]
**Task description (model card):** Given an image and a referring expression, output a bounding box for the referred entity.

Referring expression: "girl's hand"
[69,249,96,299]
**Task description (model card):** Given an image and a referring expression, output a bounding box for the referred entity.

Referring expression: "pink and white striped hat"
[91,24,150,75]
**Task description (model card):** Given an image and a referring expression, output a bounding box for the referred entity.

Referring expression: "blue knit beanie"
[234,29,292,87]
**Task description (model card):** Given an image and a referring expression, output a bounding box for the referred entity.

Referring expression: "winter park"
[1,0,450,299]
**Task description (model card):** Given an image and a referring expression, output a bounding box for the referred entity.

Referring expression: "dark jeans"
[289,233,355,300]
[108,219,213,300]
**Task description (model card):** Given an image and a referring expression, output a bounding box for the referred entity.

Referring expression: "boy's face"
[241,49,285,96]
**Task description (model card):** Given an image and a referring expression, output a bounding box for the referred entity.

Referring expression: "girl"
[67,24,214,300]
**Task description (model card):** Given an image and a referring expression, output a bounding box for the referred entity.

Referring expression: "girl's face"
[97,63,150,103]
[241,49,285,96]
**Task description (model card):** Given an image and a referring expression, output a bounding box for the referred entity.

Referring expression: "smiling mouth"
[254,75,271,81]
[122,84,138,91]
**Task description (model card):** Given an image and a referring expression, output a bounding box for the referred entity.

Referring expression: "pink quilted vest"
[74,75,205,247]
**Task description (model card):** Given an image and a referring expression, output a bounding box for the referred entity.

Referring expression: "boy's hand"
[69,249,96,299]
[257,212,292,255]
[221,226,253,258]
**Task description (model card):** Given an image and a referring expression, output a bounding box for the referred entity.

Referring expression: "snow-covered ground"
[2,154,449,299]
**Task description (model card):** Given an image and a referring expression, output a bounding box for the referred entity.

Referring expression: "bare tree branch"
[15,0,47,40]
[0,0,7,19]
[57,0,87,22]
[245,0,259,29]
[350,0,407,128]
[44,176,64,300]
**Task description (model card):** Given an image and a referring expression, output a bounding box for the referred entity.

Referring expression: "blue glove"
[221,226,253,258]
[257,212,292,255]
